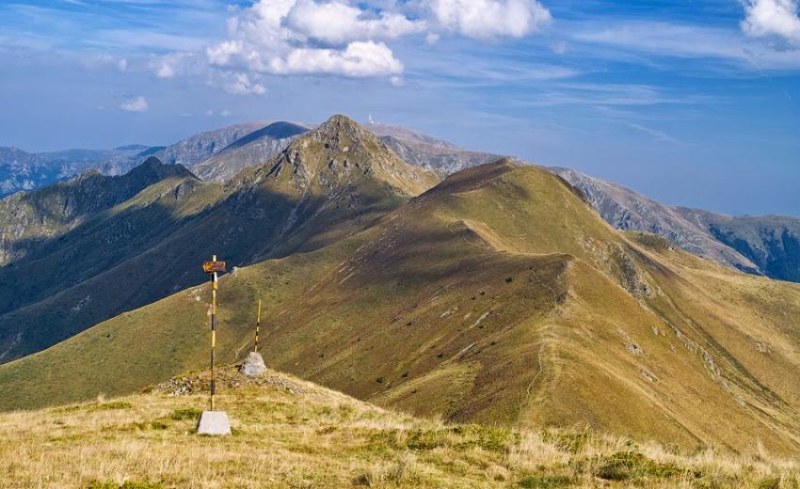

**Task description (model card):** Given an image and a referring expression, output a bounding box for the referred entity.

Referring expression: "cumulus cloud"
[742,0,800,43]
[217,72,267,95]
[163,0,552,94]
[285,0,425,44]
[150,52,196,79]
[206,41,243,67]
[120,96,148,112]
[206,0,551,75]
[205,0,409,79]
[270,41,403,76]
[431,0,551,39]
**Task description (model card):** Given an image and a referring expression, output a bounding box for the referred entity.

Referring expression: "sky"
[0,0,798,216]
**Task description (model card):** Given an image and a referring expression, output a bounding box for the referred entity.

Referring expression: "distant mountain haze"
[0,146,148,195]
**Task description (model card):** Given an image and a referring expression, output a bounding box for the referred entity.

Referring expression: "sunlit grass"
[1,367,796,488]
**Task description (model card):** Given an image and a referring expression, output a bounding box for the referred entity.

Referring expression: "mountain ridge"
[1,149,798,455]
[0,115,438,362]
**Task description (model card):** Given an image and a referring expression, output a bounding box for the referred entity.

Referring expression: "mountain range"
[0,145,148,196]
[4,118,796,285]
[0,115,798,457]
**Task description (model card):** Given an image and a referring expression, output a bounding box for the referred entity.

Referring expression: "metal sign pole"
[202,255,226,411]
[198,255,231,435]
[210,260,217,411]
[254,299,262,353]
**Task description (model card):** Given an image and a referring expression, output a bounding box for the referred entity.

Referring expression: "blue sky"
[1,0,798,216]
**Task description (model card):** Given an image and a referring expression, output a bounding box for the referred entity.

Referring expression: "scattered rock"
[239,352,267,377]
[618,328,643,356]
[626,344,642,355]
[640,368,659,383]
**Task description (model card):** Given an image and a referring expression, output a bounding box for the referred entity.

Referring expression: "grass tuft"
[169,407,202,421]
[591,451,688,481]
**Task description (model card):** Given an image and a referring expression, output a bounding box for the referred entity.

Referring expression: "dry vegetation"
[1,367,797,489]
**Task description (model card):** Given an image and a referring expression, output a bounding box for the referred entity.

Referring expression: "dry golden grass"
[0,367,797,489]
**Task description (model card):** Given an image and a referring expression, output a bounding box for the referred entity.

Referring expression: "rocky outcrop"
[239,352,267,377]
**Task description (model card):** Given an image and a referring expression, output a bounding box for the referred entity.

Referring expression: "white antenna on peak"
[368,113,375,124]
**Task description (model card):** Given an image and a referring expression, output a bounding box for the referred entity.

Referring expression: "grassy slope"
[2,161,799,456]
[0,159,195,266]
[0,115,437,362]
[2,366,796,489]
[0,174,227,359]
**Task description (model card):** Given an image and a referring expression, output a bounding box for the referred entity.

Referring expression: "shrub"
[169,407,201,421]
[594,451,684,481]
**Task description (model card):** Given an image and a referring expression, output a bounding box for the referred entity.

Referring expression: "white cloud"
[625,122,680,144]
[79,54,129,72]
[206,41,243,67]
[150,52,195,79]
[270,41,403,76]
[153,58,177,78]
[573,20,800,70]
[742,0,800,43]
[285,0,425,44]
[205,1,410,79]
[120,96,149,113]
[216,72,267,95]
[431,0,551,39]
[201,0,549,87]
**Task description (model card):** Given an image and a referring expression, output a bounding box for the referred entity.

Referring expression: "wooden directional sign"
[203,260,226,273]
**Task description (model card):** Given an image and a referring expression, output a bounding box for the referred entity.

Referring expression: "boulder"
[239,351,267,377]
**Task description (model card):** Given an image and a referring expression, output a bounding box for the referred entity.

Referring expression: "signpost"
[254,299,262,353]
[197,255,231,436]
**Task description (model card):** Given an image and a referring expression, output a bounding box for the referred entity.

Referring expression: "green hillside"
[0,115,437,361]
[2,157,799,456]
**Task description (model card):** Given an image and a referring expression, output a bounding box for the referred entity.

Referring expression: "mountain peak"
[129,156,196,182]
[320,114,359,129]
[140,156,165,168]
[244,114,439,197]
[310,114,378,145]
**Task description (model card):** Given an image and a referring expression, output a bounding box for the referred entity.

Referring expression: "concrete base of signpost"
[197,411,231,436]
